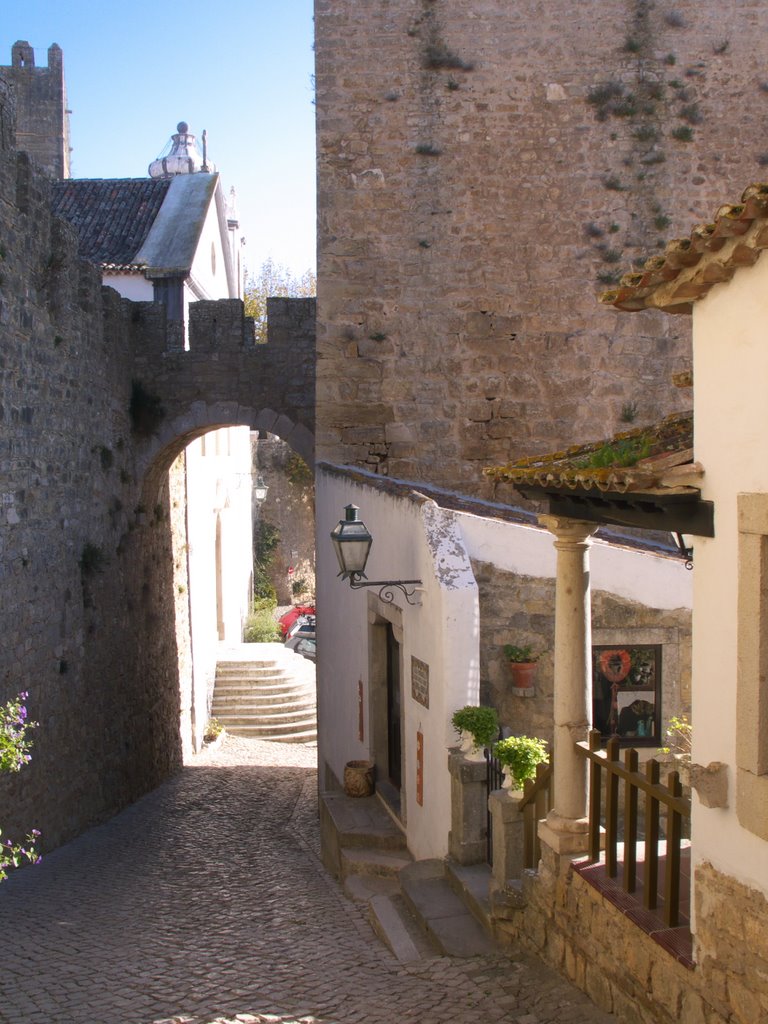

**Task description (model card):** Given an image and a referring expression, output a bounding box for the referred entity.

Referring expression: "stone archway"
[133,406,316,761]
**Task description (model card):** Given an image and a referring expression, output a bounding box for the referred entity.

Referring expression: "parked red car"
[278,605,315,636]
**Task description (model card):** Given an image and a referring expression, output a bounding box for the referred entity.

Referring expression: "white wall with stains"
[317,467,692,862]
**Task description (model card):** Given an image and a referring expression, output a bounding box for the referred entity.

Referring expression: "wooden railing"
[519,758,554,871]
[577,730,691,927]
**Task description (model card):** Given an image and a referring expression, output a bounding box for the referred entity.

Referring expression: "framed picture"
[591,644,661,746]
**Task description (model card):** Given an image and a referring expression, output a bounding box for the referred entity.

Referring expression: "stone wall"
[474,560,691,742]
[495,850,767,1023]
[315,0,768,494]
[0,76,186,849]
[253,436,315,605]
[4,41,70,179]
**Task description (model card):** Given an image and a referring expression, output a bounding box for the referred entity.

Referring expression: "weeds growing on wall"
[253,520,280,602]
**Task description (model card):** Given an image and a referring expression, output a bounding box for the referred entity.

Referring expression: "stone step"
[212,691,316,710]
[399,860,497,958]
[444,860,493,932]
[340,846,413,880]
[368,892,441,963]
[321,792,407,857]
[214,670,309,684]
[212,642,317,744]
[211,688,313,704]
[210,708,315,724]
[224,725,317,743]
[214,720,318,738]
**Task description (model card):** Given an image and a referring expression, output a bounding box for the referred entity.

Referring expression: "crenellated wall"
[0,75,316,850]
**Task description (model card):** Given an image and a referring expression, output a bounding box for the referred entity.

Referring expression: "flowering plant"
[0,691,41,881]
[0,829,41,881]
[0,691,36,772]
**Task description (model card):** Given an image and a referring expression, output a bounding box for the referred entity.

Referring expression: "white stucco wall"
[185,426,254,751]
[318,469,692,862]
[690,250,768,893]
[102,273,153,303]
[189,191,231,300]
[458,513,691,610]
[317,474,480,860]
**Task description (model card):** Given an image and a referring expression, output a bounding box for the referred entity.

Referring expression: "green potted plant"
[451,705,499,761]
[492,735,549,791]
[503,644,540,691]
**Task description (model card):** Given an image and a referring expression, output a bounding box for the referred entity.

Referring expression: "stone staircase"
[212,642,317,743]
[320,789,497,962]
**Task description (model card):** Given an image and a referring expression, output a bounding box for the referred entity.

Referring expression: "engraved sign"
[411,657,429,709]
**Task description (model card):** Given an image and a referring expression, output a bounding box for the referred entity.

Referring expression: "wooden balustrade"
[577,729,691,927]
[519,759,554,871]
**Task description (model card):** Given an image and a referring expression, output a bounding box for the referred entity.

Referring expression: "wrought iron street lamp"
[330,504,422,605]
[254,474,269,503]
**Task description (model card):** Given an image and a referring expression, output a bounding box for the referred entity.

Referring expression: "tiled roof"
[599,182,768,314]
[51,178,171,268]
[484,411,701,495]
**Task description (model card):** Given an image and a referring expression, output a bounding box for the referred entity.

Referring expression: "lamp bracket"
[342,571,423,606]
[674,532,694,570]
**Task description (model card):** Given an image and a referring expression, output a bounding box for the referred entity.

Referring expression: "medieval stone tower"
[4,40,70,179]
[314,0,768,496]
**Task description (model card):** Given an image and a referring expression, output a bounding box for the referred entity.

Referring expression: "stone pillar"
[538,515,597,855]
[447,750,488,864]
[488,789,525,888]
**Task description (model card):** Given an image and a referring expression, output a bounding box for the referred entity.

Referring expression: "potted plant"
[451,705,499,761]
[503,644,540,691]
[492,734,549,791]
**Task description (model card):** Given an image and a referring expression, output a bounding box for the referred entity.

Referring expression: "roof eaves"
[599,183,768,314]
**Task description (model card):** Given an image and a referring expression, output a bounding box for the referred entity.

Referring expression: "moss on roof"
[484,411,694,494]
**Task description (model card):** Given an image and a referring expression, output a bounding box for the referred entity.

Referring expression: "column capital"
[538,515,598,546]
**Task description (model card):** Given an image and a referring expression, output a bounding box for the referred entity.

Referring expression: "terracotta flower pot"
[343,760,375,797]
[509,661,537,690]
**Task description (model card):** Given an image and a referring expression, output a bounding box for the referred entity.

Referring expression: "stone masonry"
[474,559,691,742]
[493,843,768,1024]
[0,74,314,850]
[315,0,768,493]
[4,41,70,179]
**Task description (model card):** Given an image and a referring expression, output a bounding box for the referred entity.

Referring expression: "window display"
[591,644,661,745]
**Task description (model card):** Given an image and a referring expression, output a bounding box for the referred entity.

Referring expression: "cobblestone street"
[0,736,612,1024]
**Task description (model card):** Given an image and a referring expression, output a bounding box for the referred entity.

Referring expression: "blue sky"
[2,0,317,280]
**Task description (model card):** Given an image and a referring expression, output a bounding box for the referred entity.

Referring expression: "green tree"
[244,258,316,344]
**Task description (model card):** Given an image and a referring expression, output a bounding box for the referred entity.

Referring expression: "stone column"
[447,750,488,864]
[538,515,597,855]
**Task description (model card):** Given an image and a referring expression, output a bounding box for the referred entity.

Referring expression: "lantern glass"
[330,504,373,576]
[254,475,269,502]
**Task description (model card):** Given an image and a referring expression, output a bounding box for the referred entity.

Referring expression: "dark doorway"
[386,623,402,791]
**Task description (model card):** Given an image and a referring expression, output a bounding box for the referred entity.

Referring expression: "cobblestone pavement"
[0,735,613,1024]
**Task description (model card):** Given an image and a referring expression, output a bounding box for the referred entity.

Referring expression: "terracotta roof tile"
[50,178,171,269]
[484,411,700,495]
[599,183,768,314]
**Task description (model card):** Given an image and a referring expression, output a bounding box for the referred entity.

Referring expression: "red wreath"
[599,649,631,683]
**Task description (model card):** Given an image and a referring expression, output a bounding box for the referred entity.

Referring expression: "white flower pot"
[460,730,486,761]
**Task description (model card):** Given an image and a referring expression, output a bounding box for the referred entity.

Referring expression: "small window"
[211,242,216,276]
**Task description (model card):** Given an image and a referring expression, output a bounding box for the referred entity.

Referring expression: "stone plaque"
[411,657,429,709]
